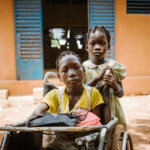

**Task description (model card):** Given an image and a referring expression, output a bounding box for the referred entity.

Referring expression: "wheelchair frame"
[0,72,133,150]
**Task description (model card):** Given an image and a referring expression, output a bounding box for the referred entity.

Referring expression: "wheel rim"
[126,134,133,150]
[119,132,124,149]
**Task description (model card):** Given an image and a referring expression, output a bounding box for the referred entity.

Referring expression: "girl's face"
[58,55,84,88]
[86,30,109,62]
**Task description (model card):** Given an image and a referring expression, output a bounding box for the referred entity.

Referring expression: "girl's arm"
[7,103,49,127]
[87,68,107,87]
[104,73,124,98]
[28,102,49,120]
[114,82,124,98]
[91,105,101,118]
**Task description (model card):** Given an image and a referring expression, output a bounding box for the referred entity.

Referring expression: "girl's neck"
[91,58,106,65]
[66,85,83,96]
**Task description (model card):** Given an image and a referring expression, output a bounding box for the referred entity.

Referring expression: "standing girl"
[83,25,127,129]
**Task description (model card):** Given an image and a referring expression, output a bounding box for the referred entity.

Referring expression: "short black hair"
[56,50,81,71]
[84,25,111,47]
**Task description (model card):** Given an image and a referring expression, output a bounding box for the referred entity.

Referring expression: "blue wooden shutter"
[127,0,150,14]
[89,0,115,59]
[14,0,43,80]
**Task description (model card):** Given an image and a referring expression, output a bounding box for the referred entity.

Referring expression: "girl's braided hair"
[56,50,82,71]
[84,25,111,46]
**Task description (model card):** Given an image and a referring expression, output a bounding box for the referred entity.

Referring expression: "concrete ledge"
[0,76,150,96]
[0,80,43,96]
[0,79,63,96]
[0,89,8,100]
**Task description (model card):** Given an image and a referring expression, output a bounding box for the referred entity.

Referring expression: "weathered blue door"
[14,0,43,80]
[88,0,115,59]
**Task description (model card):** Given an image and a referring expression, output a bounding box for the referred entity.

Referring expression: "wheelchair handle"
[44,72,57,84]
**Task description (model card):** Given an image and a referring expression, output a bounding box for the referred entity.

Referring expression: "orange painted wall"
[0,0,16,80]
[0,0,150,95]
[115,0,150,95]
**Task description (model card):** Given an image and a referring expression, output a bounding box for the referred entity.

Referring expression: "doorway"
[42,0,88,72]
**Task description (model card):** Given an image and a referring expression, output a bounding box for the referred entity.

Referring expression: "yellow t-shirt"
[42,85,104,113]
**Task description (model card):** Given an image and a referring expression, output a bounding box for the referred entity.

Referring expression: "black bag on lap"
[26,112,79,127]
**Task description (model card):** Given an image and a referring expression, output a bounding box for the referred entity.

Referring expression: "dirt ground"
[0,95,150,150]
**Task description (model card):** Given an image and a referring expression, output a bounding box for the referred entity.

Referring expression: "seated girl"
[29,50,104,118]
[28,50,104,150]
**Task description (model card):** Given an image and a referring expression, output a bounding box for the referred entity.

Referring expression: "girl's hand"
[104,71,124,98]
[103,72,119,91]
[27,103,49,122]
[96,66,111,81]
[87,67,108,86]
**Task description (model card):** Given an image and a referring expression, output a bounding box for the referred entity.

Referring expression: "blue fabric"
[85,82,90,86]
[114,87,123,96]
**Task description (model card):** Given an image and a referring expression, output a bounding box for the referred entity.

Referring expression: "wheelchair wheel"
[126,134,133,150]
[111,125,125,150]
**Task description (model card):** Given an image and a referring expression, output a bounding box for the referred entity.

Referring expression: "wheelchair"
[0,72,133,150]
